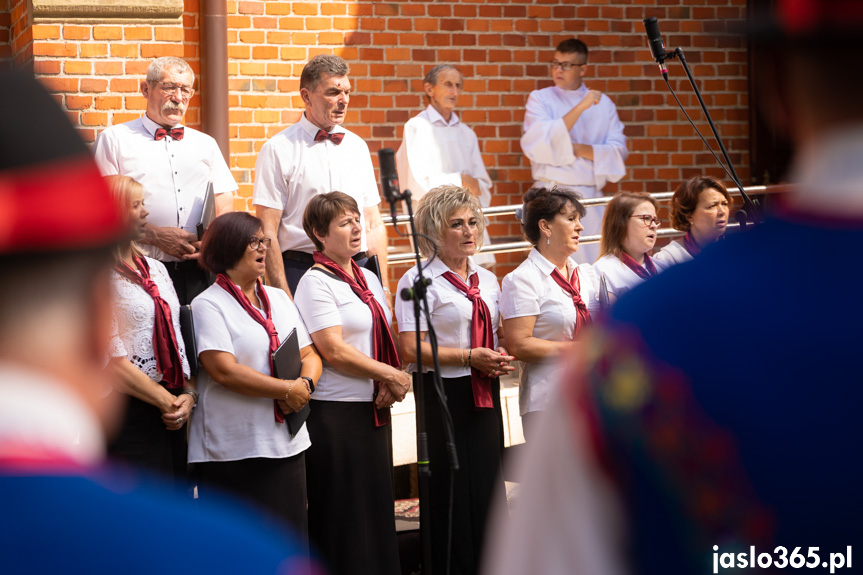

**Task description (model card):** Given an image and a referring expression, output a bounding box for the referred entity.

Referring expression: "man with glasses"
[94,56,237,305]
[521,38,627,263]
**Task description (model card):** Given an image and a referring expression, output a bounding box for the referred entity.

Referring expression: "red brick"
[65,95,93,110]
[31,24,60,39]
[93,25,122,40]
[238,1,265,15]
[124,27,152,40]
[81,44,109,57]
[33,42,77,57]
[33,60,61,75]
[95,61,123,75]
[94,96,122,110]
[155,27,184,42]
[64,61,92,74]
[292,2,318,15]
[110,44,138,58]
[63,25,90,40]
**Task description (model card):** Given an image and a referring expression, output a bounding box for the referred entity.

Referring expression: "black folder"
[179,305,198,377]
[271,328,314,436]
[196,181,216,241]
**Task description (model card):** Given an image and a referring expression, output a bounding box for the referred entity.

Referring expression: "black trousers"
[197,453,309,552]
[163,259,210,306]
[419,373,506,575]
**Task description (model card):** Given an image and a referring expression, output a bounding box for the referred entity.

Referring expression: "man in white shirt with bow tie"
[254,54,389,296]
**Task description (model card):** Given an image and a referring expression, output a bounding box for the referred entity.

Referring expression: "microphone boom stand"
[662,47,761,227]
[389,188,459,575]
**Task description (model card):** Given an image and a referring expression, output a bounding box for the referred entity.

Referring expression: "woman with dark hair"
[106,175,194,480]
[654,176,730,266]
[292,192,407,575]
[188,211,321,543]
[500,187,599,440]
[594,191,667,303]
[395,184,515,575]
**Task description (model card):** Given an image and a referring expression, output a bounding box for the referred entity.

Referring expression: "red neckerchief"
[313,252,398,426]
[550,265,592,339]
[619,251,658,280]
[215,274,284,423]
[441,270,495,409]
[115,256,184,389]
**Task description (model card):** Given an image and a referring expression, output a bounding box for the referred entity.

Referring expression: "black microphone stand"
[661,47,761,227]
[386,188,459,575]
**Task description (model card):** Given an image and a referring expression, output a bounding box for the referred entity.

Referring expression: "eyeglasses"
[154,81,195,100]
[248,237,272,250]
[550,60,586,71]
[631,215,661,227]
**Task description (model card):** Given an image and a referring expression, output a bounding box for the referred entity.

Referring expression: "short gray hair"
[300,54,350,91]
[423,64,462,87]
[414,185,485,259]
[146,57,194,83]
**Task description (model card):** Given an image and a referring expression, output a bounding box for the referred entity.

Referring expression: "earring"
[547,233,551,246]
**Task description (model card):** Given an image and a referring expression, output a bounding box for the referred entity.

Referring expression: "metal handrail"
[384,184,777,265]
[383,185,771,227]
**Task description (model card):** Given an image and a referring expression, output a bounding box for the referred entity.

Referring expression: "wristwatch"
[300,376,314,393]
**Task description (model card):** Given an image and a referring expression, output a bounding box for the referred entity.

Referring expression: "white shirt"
[396,105,495,266]
[594,253,667,300]
[652,239,692,268]
[92,115,238,261]
[0,362,105,465]
[499,248,600,415]
[521,84,627,195]
[396,105,492,208]
[395,256,501,378]
[108,256,191,382]
[188,282,312,463]
[293,267,391,402]
[252,114,382,253]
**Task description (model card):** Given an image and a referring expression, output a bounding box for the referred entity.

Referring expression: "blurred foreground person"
[654,176,730,267]
[483,3,863,574]
[0,69,313,574]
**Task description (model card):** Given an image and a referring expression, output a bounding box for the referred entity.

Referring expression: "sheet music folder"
[271,328,312,436]
[196,181,216,241]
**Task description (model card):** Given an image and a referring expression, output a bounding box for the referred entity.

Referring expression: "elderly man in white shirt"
[254,54,389,296]
[93,56,237,304]
[396,64,495,267]
[521,38,628,264]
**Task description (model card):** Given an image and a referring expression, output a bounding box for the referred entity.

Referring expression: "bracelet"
[467,348,472,368]
[284,380,294,402]
[180,388,199,406]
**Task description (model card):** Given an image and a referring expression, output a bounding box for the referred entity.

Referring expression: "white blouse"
[109,256,190,382]
[396,256,501,379]
[188,282,312,463]
[653,239,693,267]
[293,267,391,402]
[593,253,668,300]
[500,249,600,415]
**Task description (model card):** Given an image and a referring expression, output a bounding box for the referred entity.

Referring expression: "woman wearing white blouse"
[190,211,321,546]
[594,191,668,303]
[293,192,408,575]
[654,176,730,267]
[396,185,515,575]
[500,187,600,440]
[105,176,194,481]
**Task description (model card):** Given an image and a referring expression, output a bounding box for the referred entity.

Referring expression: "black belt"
[282,250,367,263]
[161,259,200,271]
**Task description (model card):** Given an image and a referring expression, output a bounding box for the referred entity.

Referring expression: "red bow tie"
[154,127,185,141]
[314,129,344,145]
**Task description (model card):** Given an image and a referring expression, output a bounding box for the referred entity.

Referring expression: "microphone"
[643,17,670,76]
[377,148,401,205]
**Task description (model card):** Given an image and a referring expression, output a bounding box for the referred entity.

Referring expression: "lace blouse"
[109,256,190,383]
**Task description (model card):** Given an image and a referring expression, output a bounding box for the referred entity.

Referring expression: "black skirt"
[419,372,506,575]
[196,452,309,551]
[305,399,401,575]
[108,394,186,483]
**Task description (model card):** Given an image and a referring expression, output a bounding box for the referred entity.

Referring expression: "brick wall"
[2,0,750,279]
